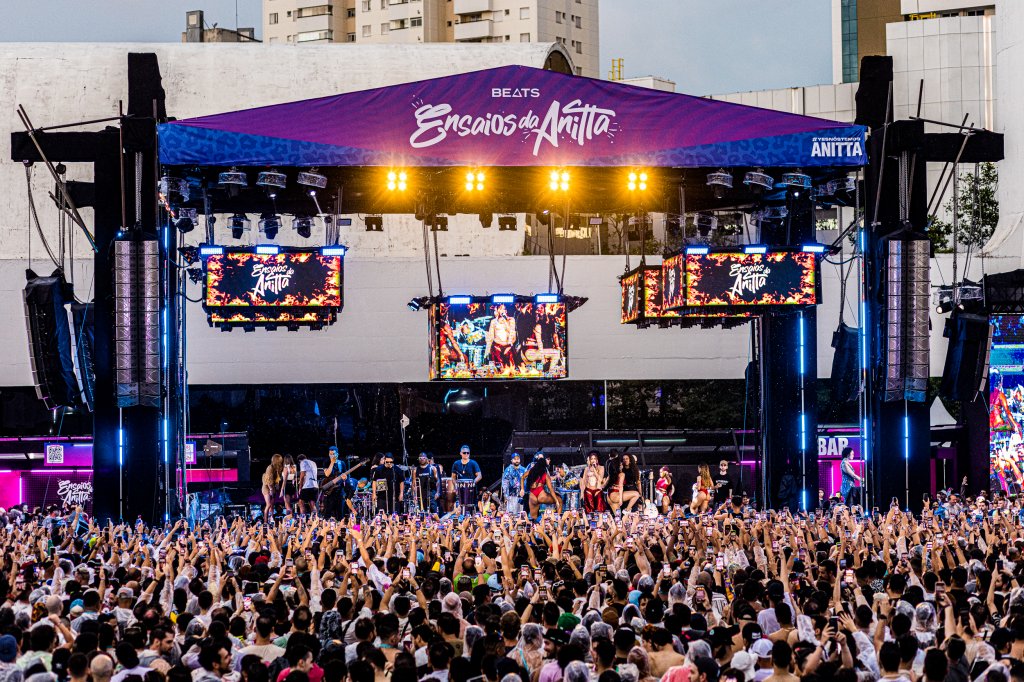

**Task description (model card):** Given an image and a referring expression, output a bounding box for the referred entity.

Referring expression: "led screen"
[432,300,567,380]
[990,314,1024,494]
[662,253,686,310]
[643,267,678,319]
[205,252,342,308]
[620,271,642,324]
[208,310,334,324]
[684,251,817,306]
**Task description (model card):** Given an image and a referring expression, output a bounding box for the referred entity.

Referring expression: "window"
[347,32,356,41]
[410,15,422,26]
[381,0,386,8]
[520,7,529,19]
[381,22,389,33]
[268,12,279,24]
[362,24,371,36]
[505,8,509,14]
[361,0,371,11]
[346,7,355,17]
[520,32,530,42]
[493,10,502,22]
[574,15,581,29]
[555,10,562,23]
[268,36,279,43]
[296,5,333,18]
[575,66,582,75]
[576,41,582,54]
[296,29,333,41]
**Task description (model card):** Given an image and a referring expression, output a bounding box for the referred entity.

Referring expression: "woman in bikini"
[522,453,561,520]
[655,467,674,514]
[690,463,714,515]
[582,451,606,513]
[618,453,642,512]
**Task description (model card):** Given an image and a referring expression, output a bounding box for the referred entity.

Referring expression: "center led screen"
[205,252,342,308]
[432,299,568,380]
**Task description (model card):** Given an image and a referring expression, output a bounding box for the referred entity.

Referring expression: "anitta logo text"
[811,136,863,158]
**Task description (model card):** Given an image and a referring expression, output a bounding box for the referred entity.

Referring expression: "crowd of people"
[1,480,1023,682]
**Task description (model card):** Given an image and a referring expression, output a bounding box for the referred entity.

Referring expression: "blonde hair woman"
[261,454,284,519]
[689,463,714,515]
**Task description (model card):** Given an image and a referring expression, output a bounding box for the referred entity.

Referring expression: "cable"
[26,166,63,270]
[421,218,434,298]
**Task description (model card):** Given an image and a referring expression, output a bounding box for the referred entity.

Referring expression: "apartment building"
[263,0,598,77]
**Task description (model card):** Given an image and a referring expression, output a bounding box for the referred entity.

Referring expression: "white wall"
[0,253,983,386]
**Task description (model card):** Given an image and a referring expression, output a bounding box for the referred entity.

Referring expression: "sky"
[0,0,833,96]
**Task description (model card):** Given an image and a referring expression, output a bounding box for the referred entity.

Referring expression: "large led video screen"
[621,266,678,324]
[432,299,567,380]
[662,253,686,310]
[205,252,342,308]
[684,251,817,307]
[990,314,1024,494]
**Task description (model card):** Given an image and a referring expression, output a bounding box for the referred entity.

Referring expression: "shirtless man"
[485,304,517,369]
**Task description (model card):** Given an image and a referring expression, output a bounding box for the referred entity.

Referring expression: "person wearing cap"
[501,453,527,515]
[451,445,481,514]
[750,638,774,681]
[730,650,757,682]
[0,635,18,682]
[112,587,136,630]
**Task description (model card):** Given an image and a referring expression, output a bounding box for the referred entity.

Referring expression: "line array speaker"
[113,238,161,408]
[23,269,80,410]
[883,236,930,402]
[940,312,992,402]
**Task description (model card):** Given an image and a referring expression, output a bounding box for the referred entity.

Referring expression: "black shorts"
[284,483,297,496]
[299,487,318,503]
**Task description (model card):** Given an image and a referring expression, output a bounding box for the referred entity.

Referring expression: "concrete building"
[832,0,903,83]
[261,0,599,77]
[182,10,257,43]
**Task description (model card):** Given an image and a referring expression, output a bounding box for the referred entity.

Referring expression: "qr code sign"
[46,444,64,464]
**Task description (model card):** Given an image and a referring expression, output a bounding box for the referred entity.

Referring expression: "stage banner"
[432,299,567,380]
[22,471,93,514]
[684,251,818,307]
[159,65,867,169]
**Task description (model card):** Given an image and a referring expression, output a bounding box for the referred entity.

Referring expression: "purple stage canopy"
[158,65,866,169]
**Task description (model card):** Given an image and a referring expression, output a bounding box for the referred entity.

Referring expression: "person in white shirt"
[297,454,319,516]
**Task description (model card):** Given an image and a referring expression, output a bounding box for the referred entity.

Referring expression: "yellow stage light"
[387,169,408,192]
[465,169,485,192]
[628,169,649,192]
[549,169,570,192]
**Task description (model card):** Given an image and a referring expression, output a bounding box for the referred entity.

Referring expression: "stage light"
[492,294,515,304]
[321,246,347,256]
[707,169,733,199]
[386,169,408,192]
[744,245,768,254]
[535,293,559,304]
[685,246,710,255]
[801,244,826,253]
[185,267,205,284]
[159,175,189,204]
[218,167,247,187]
[782,170,812,190]
[743,168,774,194]
[297,169,328,190]
[430,216,449,232]
[228,214,250,240]
[178,245,199,265]
[549,169,570,192]
[479,213,493,228]
[498,215,517,231]
[695,213,718,237]
[199,246,224,257]
[465,169,485,192]
[258,213,281,240]
[293,215,313,239]
[364,215,384,232]
[255,245,279,255]
[257,169,287,198]
[448,295,472,305]
[627,170,648,192]
[407,296,429,311]
[174,207,197,233]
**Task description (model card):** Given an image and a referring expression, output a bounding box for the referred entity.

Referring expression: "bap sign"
[818,436,860,458]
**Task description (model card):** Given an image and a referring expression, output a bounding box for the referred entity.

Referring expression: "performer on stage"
[522,453,561,520]
[484,304,517,369]
[371,454,403,515]
[477,489,496,516]
[282,455,298,514]
[261,454,284,520]
[714,459,741,499]
[414,452,440,513]
[655,467,674,514]
[451,445,482,513]
[617,453,642,512]
[582,451,606,513]
[501,453,527,514]
[840,447,863,506]
[604,450,622,512]
[320,447,357,519]
[297,453,319,516]
[690,463,714,515]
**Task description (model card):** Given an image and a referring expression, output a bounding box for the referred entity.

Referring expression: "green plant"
[930,162,998,251]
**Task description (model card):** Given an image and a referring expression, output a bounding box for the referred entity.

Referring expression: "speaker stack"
[883,236,930,402]
[113,239,161,408]
[940,312,992,402]
[23,269,80,409]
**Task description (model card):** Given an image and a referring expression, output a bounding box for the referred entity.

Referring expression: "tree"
[929,162,999,252]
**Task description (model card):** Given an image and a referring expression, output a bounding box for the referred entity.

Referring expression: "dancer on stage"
[604,450,622,511]
[260,453,284,520]
[655,466,674,514]
[617,453,642,512]
[452,445,482,513]
[582,450,606,513]
[690,463,715,515]
[282,454,298,514]
[522,453,561,520]
[501,452,527,514]
[371,453,403,515]
[839,446,863,506]
[296,453,319,516]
